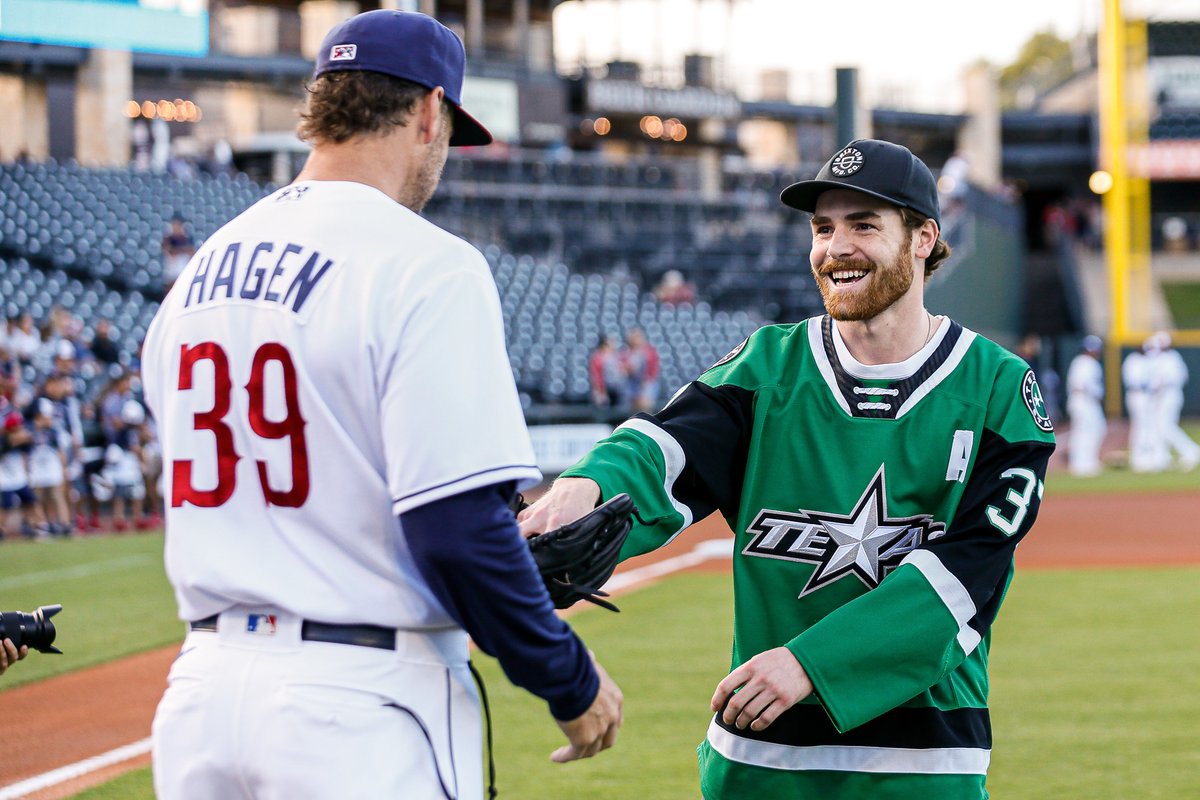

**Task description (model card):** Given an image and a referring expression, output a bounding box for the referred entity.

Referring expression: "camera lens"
[0,604,63,654]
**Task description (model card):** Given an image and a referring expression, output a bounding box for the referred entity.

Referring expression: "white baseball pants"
[152,611,482,800]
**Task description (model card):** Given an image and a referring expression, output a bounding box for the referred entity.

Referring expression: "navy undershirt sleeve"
[401,480,600,721]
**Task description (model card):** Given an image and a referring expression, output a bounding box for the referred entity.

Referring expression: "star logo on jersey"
[742,466,945,596]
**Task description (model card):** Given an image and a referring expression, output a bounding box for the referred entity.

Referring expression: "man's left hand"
[711,647,814,732]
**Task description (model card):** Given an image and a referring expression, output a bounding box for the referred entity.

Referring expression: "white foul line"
[0,538,735,799]
[603,537,734,594]
[0,738,151,800]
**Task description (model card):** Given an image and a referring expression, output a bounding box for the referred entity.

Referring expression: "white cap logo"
[830,146,864,177]
[330,44,357,61]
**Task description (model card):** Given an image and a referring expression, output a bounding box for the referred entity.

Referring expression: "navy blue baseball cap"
[781,139,940,226]
[313,9,491,147]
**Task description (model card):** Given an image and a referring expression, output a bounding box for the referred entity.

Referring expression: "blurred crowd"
[0,305,161,540]
[588,327,661,413]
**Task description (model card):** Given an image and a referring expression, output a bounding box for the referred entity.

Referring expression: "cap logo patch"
[330,44,357,61]
[830,146,865,177]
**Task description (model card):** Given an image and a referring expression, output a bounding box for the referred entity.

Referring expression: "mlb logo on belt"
[330,44,357,61]
[246,614,278,635]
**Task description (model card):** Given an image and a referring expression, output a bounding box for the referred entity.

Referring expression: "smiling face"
[809,190,926,322]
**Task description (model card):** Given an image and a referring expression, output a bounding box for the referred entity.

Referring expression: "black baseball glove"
[523,493,636,612]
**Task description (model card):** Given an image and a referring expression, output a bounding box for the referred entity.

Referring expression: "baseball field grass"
[0,532,180,689]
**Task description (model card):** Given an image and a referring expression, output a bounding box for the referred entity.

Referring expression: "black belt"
[189,614,397,651]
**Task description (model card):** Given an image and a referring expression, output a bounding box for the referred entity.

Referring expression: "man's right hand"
[551,653,623,763]
[517,477,602,539]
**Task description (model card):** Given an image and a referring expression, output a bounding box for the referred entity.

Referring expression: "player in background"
[520,139,1056,799]
[1145,331,1200,471]
[1122,338,1156,472]
[142,11,620,800]
[1065,335,1107,477]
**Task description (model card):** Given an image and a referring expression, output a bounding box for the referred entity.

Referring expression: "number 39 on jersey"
[171,341,310,509]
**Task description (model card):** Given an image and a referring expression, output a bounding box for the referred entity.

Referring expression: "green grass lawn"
[51,565,1200,800]
[1161,282,1200,328]
[0,531,180,689]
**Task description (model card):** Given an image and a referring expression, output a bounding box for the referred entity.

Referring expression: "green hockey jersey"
[562,315,1056,799]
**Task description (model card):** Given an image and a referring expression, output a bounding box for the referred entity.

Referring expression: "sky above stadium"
[553,0,1199,111]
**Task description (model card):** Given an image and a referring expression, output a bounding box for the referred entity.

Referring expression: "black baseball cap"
[313,10,491,147]
[780,139,940,226]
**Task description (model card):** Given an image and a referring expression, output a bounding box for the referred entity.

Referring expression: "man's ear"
[914,219,938,259]
[418,87,446,144]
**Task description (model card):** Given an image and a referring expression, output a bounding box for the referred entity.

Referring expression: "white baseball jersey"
[1066,353,1103,401]
[143,180,541,628]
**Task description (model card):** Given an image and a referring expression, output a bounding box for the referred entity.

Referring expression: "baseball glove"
[525,493,636,612]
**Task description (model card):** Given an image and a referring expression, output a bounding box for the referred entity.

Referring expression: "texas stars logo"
[742,466,945,596]
[1022,369,1053,432]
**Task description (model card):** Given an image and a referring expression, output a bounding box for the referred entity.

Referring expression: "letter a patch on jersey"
[742,467,946,596]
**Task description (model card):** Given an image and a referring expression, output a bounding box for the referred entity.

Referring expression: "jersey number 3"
[171,341,310,508]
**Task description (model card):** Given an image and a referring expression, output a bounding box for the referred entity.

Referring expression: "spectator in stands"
[27,395,70,536]
[78,401,108,532]
[1065,335,1106,477]
[161,213,196,292]
[1,381,38,540]
[1161,217,1190,253]
[938,150,970,216]
[105,398,150,531]
[621,327,660,413]
[140,413,163,526]
[589,335,626,407]
[6,313,41,365]
[44,366,85,530]
[98,370,136,443]
[654,270,697,306]
[88,319,122,368]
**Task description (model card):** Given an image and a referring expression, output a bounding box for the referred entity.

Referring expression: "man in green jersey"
[519,139,1056,799]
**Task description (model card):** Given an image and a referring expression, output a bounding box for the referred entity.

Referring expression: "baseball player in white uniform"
[143,11,621,799]
[1065,335,1106,476]
[1145,332,1200,471]
[1122,340,1157,472]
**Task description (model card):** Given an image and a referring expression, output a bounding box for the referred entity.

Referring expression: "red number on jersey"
[247,342,309,507]
[171,342,310,508]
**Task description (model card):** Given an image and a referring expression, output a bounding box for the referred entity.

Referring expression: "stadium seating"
[0,161,267,293]
[484,246,761,405]
[1,157,781,407]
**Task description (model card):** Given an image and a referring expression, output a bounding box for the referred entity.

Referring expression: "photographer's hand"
[0,638,28,676]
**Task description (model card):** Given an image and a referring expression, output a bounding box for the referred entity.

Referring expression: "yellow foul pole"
[1099,0,1130,416]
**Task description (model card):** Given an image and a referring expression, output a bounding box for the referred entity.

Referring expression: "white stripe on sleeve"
[616,417,693,540]
[901,549,982,656]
